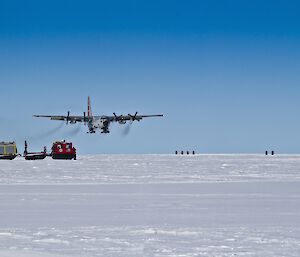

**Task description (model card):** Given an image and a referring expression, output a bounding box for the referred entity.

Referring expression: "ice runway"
[0,155,300,256]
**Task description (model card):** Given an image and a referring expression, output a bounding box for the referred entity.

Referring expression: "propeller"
[128,112,139,122]
[113,113,125,124]
[66,111,70,125]
[83,111,86,125]
[122,112,138,136]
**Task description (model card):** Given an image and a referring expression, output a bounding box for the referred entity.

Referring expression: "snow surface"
[0,154,300,256]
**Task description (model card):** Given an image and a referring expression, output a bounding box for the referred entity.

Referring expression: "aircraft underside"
[88,118,110,133]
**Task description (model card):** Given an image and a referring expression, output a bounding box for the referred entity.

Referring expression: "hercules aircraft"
[33,97,163,134]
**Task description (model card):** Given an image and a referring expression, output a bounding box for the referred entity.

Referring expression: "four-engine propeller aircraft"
[34,97,163,134]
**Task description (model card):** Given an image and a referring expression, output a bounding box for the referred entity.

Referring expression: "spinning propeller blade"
[128,112,138,121]
[66,111,70,124]
[113,113,124,123]
[83,112,86,125]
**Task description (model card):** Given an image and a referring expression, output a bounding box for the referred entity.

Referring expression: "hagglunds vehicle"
[0,141,18,160]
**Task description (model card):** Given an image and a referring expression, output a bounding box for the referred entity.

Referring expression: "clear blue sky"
[1,0,300,154]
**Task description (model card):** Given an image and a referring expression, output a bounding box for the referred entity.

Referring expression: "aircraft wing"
[34,113,163,122]
[33,115,92,123]
[110,113,163,122]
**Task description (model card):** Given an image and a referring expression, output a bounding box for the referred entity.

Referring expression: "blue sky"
[1,0,300,154]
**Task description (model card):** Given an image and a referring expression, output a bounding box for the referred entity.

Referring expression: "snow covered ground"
[0,154,300,256]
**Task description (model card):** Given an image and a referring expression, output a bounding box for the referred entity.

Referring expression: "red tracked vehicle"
[51,140,76,160]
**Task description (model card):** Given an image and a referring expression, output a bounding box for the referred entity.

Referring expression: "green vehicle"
[0,141,18,160]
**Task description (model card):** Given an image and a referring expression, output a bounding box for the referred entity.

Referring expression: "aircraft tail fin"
[87,96,92,117]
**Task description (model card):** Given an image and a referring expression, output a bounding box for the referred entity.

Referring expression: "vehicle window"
[6,145,14,154]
